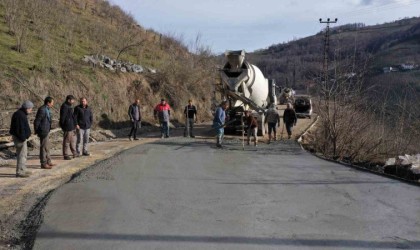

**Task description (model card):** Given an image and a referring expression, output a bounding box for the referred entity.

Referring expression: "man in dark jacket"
[74,97,93,156]
[128,99,142,141]
[10,101,33,177]
[183,99,197,138]
[34,96,55,169]
[59,95,77,160]
[283,103,298,139]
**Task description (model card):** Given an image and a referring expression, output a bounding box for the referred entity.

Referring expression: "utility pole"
[319,18,337,155]
[319,18,337,97]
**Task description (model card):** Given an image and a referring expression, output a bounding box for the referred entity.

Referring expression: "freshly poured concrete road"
[34,138,420,250]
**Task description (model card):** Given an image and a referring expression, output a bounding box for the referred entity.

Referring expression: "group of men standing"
[9,95,93,178]
[128,98,198,140]
[60,95,93,160]
[212,101,297,148]
[9,95,297,177]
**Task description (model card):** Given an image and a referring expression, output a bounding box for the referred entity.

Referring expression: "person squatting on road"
[183,99,197,138]
[128,99,142,141]
[244,110,258,147]
[154,98,171,138]
[9,101,33,178]
[74,97,93,156]
[60,95,78,160]
[34,97,55,169]
[265,104,280,143]
[212,101,229,148]
[283,102,297,139]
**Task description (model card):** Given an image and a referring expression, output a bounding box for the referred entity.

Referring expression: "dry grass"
[0,0,217,129]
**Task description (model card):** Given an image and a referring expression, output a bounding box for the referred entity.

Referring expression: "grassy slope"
[0,0,214,128]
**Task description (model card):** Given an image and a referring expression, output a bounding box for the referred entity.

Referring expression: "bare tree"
[2,0,19,35]
[2,0,30,52]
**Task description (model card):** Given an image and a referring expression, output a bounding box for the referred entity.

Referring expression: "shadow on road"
[217,180,397,185]
[147,138,304,156]
[35,232,418,249]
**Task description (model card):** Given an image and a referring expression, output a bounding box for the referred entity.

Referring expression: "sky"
[109,0,420,54]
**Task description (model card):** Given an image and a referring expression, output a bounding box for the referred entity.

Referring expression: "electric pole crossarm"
[319,18,338,99]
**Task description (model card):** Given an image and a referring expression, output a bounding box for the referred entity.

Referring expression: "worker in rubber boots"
[283,103,297,139]
[265,104,280,143]
[10,101,33,178]
[212,101,229,148]
[244,110,258,147]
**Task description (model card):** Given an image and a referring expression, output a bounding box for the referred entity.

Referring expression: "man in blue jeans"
[212,101,229,148]
[154,99,171,138]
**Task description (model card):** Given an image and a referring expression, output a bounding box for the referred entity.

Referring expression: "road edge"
[296,116,420,187]
[1,138,157,250]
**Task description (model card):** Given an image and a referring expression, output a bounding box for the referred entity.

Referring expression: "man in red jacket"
[154,99,171,138]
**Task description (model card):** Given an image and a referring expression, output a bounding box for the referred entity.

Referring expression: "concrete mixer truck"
[216,50,277,135]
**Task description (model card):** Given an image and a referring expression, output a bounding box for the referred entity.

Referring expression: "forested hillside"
[248,17,420,91]
[249,17,420,161]
[0,0,216,129]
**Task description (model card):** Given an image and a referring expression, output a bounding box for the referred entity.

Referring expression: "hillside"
[0,0,216,129]
[248,16,420,90]
[248,17,420,161]
[248,16,420,116]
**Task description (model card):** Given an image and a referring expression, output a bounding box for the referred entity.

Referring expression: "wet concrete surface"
[0,136,158,249]
[33,137,420,250]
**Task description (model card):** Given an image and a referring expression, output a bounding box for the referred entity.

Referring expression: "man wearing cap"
[183,99,197,138]
[9,101,33,177]
[60,95,78,160]
[128,99,142,141]
[34,96,55,169]
[154,98,171,138]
